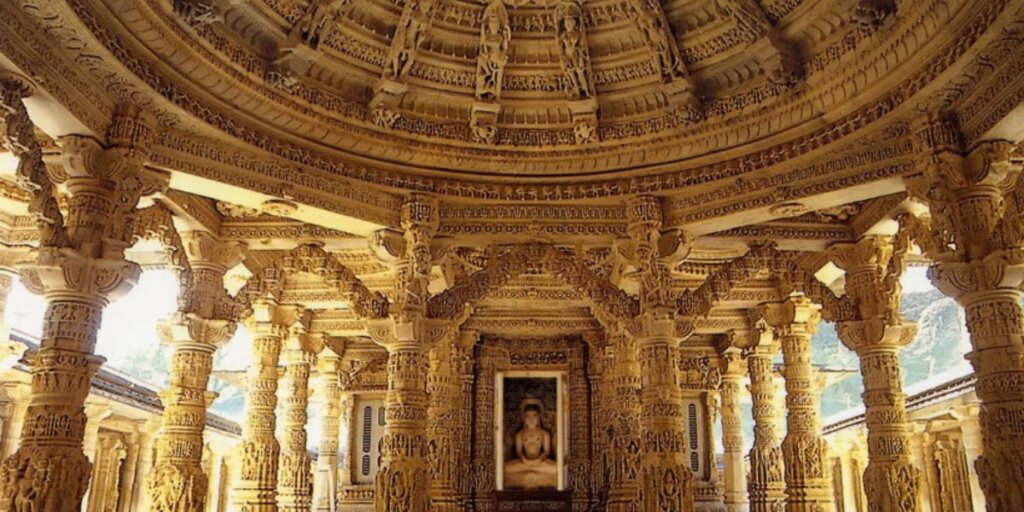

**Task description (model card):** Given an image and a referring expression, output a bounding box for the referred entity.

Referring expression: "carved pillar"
[636,316,695,512]
[0,80,161,511]
[367,194,439,512]
[829,236,921,512]
[335,393,354,492]
[607,327,642,512]
[148,231,243,512]
[231,301,294,512]
[90,435,128,512]
[277,329,315,512]
[314,347,343,512]
[759,297,833,512]
[719,348,748,512]
[625,195,694,512]
[367,319,432,512]
[745,326,785,512]
[905,119,1024,510]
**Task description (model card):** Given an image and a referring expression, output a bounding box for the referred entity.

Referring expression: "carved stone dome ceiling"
[28,0,1023,198]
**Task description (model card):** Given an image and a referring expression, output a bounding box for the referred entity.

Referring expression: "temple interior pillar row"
[759,296,834,512]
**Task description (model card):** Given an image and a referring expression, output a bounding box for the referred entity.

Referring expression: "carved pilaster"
[148,231,243,512]
[905,116,1024,511]
[231,301,296,512]
[719,347,748,512]
[426,329,468,512]
[568,344,592,512]
[314,347,343,512]
[829,236,921,512]
[472,345,497,512]
[745,326,785,512]
[606,327,642,512]
[277,331,315,512]
[759,297,833,512]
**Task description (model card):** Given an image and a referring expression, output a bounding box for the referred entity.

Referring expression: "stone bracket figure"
[555,1,595,101]
[287,0,354,51]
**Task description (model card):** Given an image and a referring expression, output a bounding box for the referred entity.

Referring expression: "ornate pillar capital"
[19,246,140,304]
[836,318,917,354]
[181,230,246,273]
[719,346,747,379]
[757,295,821,337]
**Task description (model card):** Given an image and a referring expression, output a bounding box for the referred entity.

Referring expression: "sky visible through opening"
[6,265,972,453]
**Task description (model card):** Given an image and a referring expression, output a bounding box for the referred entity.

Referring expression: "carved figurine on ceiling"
[555,1,595,100]
[476,0,512,101]
[384,0,438,81]
[630,0,687,83]
[288,0,353,50]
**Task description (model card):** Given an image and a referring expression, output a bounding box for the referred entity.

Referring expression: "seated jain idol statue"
[503,399,558,489]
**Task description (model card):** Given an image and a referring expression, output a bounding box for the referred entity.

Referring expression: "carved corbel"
[284,0,353,51]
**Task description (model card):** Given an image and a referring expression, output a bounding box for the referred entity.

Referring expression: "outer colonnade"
[1,78,1023,511]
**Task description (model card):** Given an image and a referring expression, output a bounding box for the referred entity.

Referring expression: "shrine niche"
[497,374,563,491]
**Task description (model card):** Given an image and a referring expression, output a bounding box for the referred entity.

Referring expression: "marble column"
[607,327,642,511]
[745,325,785,512]
[759,297,833,512]
[231,301,295,512]
[148,231,242,512]
[906,120,1024,509]
[636,315,695,512]
[719,348,748,512]
[0,79,159,511]
[314,348,343,512]
[277,332,315,512]
[829,236,921,512]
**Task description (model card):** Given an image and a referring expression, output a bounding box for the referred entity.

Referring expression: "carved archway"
[427,241,638,327]
[232,244,389,321]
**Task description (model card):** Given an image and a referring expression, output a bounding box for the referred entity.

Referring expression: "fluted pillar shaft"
[607,328,642,511]
[745,339,785,512]
[720,348,749,512]
[637,316,694,512]
[760,297,833,512]
[314,350,343,512]
[278,345,314,512]
[232,304,291,512]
